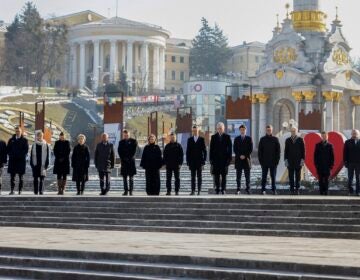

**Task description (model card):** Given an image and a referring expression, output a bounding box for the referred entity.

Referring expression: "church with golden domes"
[251,0,360,142]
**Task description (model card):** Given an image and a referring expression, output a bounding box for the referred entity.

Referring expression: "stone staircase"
[0,196,359,239]
[0,246,357,279]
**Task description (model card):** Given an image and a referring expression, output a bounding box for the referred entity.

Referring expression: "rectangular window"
[172,70,176,80]
[180,56,185,63]
[180,71,185,81]
[172,56,176,63]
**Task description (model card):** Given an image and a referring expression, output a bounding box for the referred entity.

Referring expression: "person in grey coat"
[95,133,115,195]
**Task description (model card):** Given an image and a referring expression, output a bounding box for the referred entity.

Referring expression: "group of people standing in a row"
[0,124,359,196]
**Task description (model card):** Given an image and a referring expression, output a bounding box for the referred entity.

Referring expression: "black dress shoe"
[272,190,277,195]
[221,190,226,195]
[129,191,133,196]
[175,192,179,196]
[166,192,171,196]
[197,191,201,196]
[9,191,14,195]
[122,191,128,196]
[245,189,251,195]
[190,191,195,196]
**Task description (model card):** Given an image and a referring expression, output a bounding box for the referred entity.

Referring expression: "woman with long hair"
[71,134,90,195]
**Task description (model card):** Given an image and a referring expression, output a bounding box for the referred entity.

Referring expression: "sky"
[1,0,360,56]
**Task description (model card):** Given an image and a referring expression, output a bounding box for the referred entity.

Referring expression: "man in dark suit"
[233,125,253,194]
[186,125,207,195]
[314,131,334,195]
[258,125,281,195]
[284,127,305,195]
[210,122,232,195]
[343,129,360,196]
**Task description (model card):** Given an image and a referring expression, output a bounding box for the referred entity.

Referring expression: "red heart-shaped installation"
[304,132,345,179]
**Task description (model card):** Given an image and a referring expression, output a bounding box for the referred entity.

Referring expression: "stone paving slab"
[0,227,359,268]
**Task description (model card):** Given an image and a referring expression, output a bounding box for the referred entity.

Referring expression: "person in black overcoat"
[95,133,115,196]
[72,134,90,195]
[314,131,334,195]
[0,138,7,195]
[163,131,183,195]
[186,125,207,195]
[53,132,71,195]
[7,127,29,195]
[343,129,360,196]
[258,125,281,195]
[140,134,163,196]
[284,127,305,195]
[233,124,253,194]
[209,122,232,194]
[118,130,138,196]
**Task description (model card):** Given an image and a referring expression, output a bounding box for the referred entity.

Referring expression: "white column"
[355,105,360,129]
[79,42,86,88]
[159,47,165,90]
[153,45,160,89]
[251,98,258,146]
[70,44,77,87]
[333,101,340,131]
[93,40,100,91]
[325,100,333,132]
[134,44,140,74]
[121,42,126,71]
[257,94,269,141]
[99,41,104,70]
[126,41,134,89]
[110,40,118,82]
[140,42,149,91]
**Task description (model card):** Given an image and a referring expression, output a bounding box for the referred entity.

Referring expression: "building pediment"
[256,67,311,88]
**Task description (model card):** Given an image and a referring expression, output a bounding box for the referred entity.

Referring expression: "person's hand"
[284,160,288,167]
[344,162,349,168]
[300,159,304,167]
[240,155,246,160]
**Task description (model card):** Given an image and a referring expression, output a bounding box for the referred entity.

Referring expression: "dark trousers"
[190,167,202,192]
[123,175,134,192]
[261,166,277,191]
[214,170,227,193]
[236,167,250,191]
[318,173,330,195]
[99,171,111,194]
[57,174,67,180]
[76,179,85,194]
[288,167,301,191]
[10,173,24,191]
[348,163,360,194]
[33,176,45,195]
[166,168,180,193]
[145,169,160,196]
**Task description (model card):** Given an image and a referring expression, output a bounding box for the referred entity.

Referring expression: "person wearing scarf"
[30,131,50,195]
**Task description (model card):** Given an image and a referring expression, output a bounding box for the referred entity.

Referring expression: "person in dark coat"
[53,132,71,195]
[72,134,90,195]
[284,127,305,195]
[7,127,29,195]
[95,133,115,196]
[258,125,281,195]
[0,139,7,195]
[140,134,163,196]
[186,125,207,195]
[118,130,138,196]
[233,125,253,195]
[210,122,232,195]
[314,131,334,195]
[164,131,184,195]
[30,131,50,195]
[343,129,360,196]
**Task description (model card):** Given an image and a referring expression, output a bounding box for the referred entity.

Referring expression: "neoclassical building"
[249,0,360,141]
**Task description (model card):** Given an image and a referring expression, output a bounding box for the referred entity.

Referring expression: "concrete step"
[0,247,358,280]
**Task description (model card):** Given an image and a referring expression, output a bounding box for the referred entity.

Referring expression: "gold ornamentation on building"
[302,91,316,101]
[291,10,327,33]
[292,91,303,102]
[250,96,258,104]
[345,71,352,81]
[332,48,349,65]
[351,96,360,105]
[322,91,343,102]
[273,47,297,64]
[256,94,270,104]
[332,92,343,102]
[275,69,285,80]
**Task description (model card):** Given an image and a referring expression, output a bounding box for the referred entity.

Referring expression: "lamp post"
[31,71,37,93]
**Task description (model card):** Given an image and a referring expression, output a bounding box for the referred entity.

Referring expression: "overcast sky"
[1,0,360,56]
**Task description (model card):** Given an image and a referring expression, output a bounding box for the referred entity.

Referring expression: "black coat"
[258,135,281,168]
[343,139,360,166]
[140,144,163,170]
[95,142,115,173]
[163,142,184,170]
[53,140,71,175]
[234,135,253,169]
[186,136,207,170]
[71,144,90,182]
[0,140,7,168]
[7,135,29,175]
[118,138,138,177]
[314,141,334,176]
[284,136,305,168]
[209,133,232,174]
